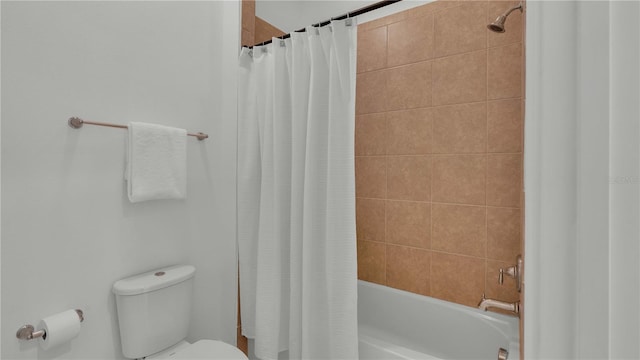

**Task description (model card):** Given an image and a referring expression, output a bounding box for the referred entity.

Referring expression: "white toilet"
[113,265,247,360]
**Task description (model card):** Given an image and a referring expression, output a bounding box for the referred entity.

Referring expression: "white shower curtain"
[238,19,358,360]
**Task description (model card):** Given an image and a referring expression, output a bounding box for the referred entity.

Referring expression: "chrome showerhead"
[488,15,507,33]
[488,2,523,33]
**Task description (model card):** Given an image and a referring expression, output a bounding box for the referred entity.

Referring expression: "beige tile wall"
[255,16,286,45]
[241,0,285,48]
[241,0,255,47]
[356,0,524,308]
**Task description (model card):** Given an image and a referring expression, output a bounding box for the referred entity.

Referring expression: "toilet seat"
[149,340,248,360]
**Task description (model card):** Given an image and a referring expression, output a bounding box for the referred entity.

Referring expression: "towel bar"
[68,117,208,141]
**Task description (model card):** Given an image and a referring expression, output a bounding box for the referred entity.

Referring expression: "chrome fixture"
[68,117,209,140]
[488,1,523,33]
[498,348,509,360]
[478,294,520,316]
[498,255,523,292]
[16,309,84,341]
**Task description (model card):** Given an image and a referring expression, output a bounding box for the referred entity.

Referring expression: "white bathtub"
[358,280,520,360]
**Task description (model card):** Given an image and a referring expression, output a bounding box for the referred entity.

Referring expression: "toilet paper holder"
[16,309,84,341]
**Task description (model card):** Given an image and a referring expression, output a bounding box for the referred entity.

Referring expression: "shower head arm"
[488,0,523,33]
[503,2,523,18]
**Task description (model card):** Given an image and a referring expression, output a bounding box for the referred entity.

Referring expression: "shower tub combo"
[248,281,519,360]
[358,281,520,360]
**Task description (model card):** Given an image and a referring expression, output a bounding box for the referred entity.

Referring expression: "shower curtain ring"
[345,12,353,26]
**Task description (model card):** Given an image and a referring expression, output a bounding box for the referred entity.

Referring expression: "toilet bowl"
[113,265,247,360]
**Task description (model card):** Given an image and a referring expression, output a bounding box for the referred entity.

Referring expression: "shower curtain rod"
[246,0,402,48]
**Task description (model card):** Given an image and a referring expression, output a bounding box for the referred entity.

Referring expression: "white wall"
[609,1,640,358]
[1,1,240,359]
[256,0,375,32]
[255,0,429,33]
[525,1,640,358]
[523,2,578,357]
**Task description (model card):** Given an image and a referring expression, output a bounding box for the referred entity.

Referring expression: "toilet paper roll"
[37,309,82,350]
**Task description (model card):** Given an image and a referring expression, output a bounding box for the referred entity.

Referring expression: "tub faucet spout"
[478,293,520,315]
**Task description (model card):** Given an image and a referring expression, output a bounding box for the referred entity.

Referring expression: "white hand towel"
[125,122,187,203]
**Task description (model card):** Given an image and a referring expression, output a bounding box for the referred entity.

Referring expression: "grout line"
[356,40,524,74]
[357,41,520,76]
[429,190,433,295]
[378,243,501,262]
[383,143,388,286]
[356,196,523,211]
[358,96,523,118]
[429,143,434,249]
[484,0,489,297]
[484,258,488,298]
[378,240,498,262]
[430,9,436,109]
[356,151,522,158]
[484,2,491,279]
[382,86,388,287]
[428,91,434,292]
[485,0,491,281]
[427,9,434,281]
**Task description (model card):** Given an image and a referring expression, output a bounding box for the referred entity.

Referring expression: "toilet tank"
[113,265,196,359]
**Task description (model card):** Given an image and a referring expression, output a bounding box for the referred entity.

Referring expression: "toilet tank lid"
[113,265,196,296]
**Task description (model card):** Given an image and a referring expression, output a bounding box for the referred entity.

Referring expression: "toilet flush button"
[155,271,166,276]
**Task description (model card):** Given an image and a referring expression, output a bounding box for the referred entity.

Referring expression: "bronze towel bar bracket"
[68,117,209,141]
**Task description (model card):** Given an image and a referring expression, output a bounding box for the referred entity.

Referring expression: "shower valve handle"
[498,267,516,284]
[498,255,523,292]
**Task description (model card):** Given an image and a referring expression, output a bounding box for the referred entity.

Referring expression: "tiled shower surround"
[238,0,523,341]
[355,0,524,307]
